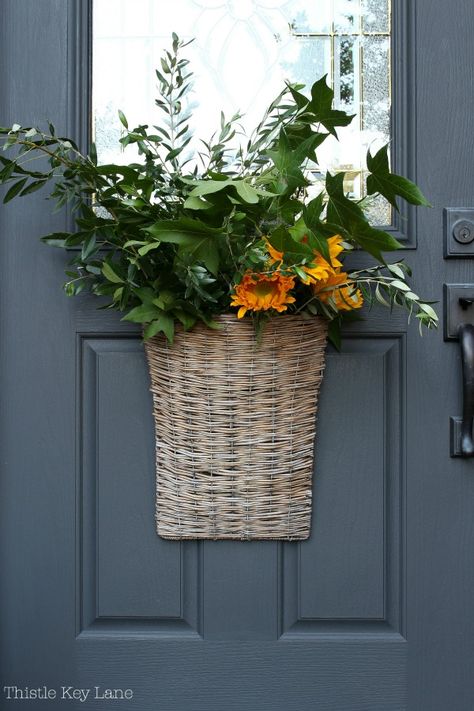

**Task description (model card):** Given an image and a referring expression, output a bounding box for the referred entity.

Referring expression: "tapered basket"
[144,314,328,540]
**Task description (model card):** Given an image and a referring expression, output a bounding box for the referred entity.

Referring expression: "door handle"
[459,323,474,456]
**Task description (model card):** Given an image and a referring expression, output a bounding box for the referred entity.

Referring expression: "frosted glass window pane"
[93,0,310,164]
[290,0,332,33]
[334,0,361,32]
[93,0,392,224]
[334,36,360,111]
[362,183,391,226]
[362,36,390,141]
[362,0,390,32]
[281,38,331,90]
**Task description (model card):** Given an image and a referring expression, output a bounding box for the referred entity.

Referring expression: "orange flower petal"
[231,270,296,317]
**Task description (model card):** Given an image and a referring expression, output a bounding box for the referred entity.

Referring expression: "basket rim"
[208,313,328,323]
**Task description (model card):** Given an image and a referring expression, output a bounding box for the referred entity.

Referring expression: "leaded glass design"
[93,0,391,224]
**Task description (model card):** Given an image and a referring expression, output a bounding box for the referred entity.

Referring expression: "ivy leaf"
[302,194,331,261]
[303,193,325,226]
[266,128,311,194]
[133,287,156,303]
[233,181,260,204]
[186,178,271,205]
[287,216,330,263]
[187,179,232,198]
[325,172,402,260]
[145,220,221,274]
[269,225,313,264]
[325,172,365,226]
[184,195,212,210]
[366,145,431,210]
[306,229,331,262]
[175,310,197,330]
[143,314,175,342]
[308,76,355,136]
[144,217,223,244]
[122,304,161,323]
[350,221,403,261]
[286,84,309,110]
[143,313,174,343]
[284,128,328,165]
[187,238,219,275]
[288,216,310,242]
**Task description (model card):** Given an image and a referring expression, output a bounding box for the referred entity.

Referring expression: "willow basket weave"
[144,314,328,540]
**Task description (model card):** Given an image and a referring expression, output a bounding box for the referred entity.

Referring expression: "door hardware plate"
[444,208,474,257]
[450,417,465,457]
[449,417,474,457]
[444,284,474,339]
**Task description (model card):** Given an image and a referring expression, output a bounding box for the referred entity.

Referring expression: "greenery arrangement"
[0,33,436,346]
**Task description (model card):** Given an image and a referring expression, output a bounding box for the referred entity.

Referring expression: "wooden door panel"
[76,318,404,646]
[80,337,200,637]
[2,1,474,709]
[75,638,407,711]
[292,337,403,630]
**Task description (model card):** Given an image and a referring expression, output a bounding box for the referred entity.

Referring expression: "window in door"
[92,0,391,225]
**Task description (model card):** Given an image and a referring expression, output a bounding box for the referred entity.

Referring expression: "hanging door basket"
[145,314,327,540]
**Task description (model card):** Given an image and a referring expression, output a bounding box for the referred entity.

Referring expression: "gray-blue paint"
[1,1,474,709]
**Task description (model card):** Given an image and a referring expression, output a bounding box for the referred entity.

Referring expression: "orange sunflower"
[265,234,345,284]
[313,269,364,311]
[300,235,345,284]
[230,271,296,318]
[265,239,284,265]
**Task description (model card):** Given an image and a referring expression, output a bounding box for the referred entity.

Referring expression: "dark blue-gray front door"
[1,1,473,709]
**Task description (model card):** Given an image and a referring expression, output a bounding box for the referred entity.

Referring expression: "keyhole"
[453,219,474,244]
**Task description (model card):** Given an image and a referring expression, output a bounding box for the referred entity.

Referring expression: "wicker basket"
[144,314,328,540]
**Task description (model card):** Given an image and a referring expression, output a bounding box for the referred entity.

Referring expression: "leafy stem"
[0,34,434,343]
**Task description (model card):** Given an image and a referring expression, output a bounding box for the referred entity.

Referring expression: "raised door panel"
[79,336,200,637]
[76,316,404,645]
[283,337,404,637]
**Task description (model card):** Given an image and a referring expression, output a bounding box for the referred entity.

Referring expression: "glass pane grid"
[290,0,390,35]
[290,0,391,224]
[93,0,392,224]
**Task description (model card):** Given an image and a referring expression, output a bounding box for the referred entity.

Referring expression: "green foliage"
[366,145,431,210]
[352,261,438,332]
[0,34,435,343]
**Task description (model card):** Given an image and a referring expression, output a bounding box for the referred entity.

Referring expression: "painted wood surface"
[1,1,474,709]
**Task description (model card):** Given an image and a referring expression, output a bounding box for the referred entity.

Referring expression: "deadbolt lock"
[452,219,474,244]
[444,208,474,256]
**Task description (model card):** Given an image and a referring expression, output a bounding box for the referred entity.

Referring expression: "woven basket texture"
[145,314,328,540]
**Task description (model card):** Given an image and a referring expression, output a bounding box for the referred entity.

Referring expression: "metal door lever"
[459,323,474,456]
